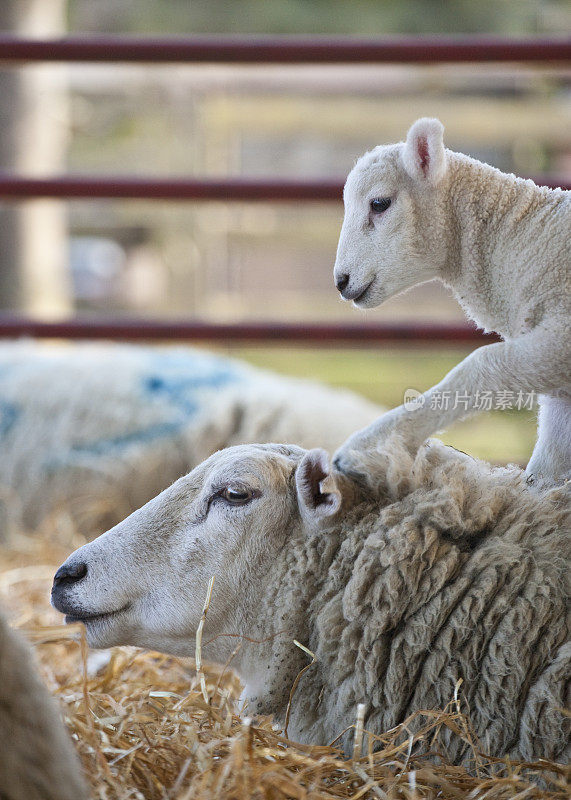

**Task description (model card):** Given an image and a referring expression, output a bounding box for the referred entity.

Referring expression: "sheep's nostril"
[53,561,88,587]
[336,273,350,293]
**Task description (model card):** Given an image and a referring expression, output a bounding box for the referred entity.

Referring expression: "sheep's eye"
[220,487,254,505]
[370,197,391,213]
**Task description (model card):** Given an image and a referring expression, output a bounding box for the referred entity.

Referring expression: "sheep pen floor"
[1,523,569,800]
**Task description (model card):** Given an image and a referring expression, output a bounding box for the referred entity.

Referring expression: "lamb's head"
[334,117,450,308]
[51,443,354,657]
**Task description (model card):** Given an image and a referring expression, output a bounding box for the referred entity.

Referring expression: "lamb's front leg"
[526,394,571,487]
[334,330,568,482]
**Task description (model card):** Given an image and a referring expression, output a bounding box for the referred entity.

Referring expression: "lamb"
[0,608,90,800]
[0,341,382,537]
[333,117,570,487]
[51,438,570,765]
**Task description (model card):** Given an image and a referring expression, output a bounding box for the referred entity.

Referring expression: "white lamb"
[333,117,570,487]
[0,341,382,537]
[0,608,90,800]
[51,439,570,766]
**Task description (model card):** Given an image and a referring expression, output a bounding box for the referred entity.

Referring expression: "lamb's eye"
[370,197,391,213]
[220,487,254,505]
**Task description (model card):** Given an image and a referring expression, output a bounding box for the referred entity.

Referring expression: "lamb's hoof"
[525,470,570,491]
[526,472,548,491]
[332,453,368,484]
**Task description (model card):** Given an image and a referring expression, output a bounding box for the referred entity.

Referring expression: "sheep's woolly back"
[0,342,382,536]
[0,610,89,800]
[289,440,569,764]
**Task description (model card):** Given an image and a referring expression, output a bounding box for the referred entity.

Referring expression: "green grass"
[228,346,537,465]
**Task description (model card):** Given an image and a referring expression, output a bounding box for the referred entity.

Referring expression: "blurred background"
[1,0,570,463]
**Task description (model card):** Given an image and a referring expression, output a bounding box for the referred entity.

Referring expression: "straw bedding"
[1,518,569,800]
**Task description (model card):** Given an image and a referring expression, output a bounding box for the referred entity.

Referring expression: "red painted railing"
[0,316,500,346]
[0,174,568,200]
[0,35,568,343]
[1,35,569,64]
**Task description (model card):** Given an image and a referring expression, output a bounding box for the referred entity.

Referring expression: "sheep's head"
[51,443,354,658]
[334,117,449,308]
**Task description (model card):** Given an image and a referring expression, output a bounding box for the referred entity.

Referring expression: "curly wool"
[286,440,570,764]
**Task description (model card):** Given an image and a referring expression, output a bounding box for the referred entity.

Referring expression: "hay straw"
[284,639,317,738]
[1,531,569,799]
[353,703,366,762]
[195,575,215,703]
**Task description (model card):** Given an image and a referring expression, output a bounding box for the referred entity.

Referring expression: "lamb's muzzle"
[340,277,376,303]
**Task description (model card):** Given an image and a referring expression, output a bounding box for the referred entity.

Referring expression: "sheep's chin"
[77,615,197,656]
[66,606,132,649]
[352,282,385,309]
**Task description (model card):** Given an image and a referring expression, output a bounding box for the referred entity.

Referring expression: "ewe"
[0,609,89,800]
[334,118,570,487]
[0,342,381,536]
[52,439,570,765]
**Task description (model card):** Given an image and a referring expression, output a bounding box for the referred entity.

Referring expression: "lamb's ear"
[296,449,341,526]
[402,117,447,185]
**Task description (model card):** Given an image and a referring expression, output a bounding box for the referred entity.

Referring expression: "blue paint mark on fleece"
[0,399,19,438]
[0,364,19,438]
[62,351,244,460]
[142,370,239,415]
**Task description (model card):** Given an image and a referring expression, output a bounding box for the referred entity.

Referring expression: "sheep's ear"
[402,117,447,185]
[296,449,341,526]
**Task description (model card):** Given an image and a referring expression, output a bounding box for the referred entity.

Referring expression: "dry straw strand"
[284,639,317,739]
[195,575,215,704]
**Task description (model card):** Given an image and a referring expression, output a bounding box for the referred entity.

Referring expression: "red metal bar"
[0,35,569,64]
[0,174,568,200]
[0,176,343,201]
[0,316,500,345]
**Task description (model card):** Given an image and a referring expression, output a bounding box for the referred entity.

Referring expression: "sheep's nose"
[335,273,350,293]
[53,561,88,588]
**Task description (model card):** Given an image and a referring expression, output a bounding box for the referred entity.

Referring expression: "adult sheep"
[333,117,570,488]
[0,608,90,800]
[0,341,381,537]
[51,438,570,766]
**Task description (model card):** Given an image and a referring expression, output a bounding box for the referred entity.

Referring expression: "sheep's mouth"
[65,603,131,625]
[352,279,376,305]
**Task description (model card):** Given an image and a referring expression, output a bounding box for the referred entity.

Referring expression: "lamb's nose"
[336,273,349,293]
[53,561,88,588]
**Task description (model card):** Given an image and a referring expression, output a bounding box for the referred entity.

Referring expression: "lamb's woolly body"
[0,609,89,800]
[0,342,381,535]
[52,439,570,765]
[443,152,568,338]
[334,118,570,486]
